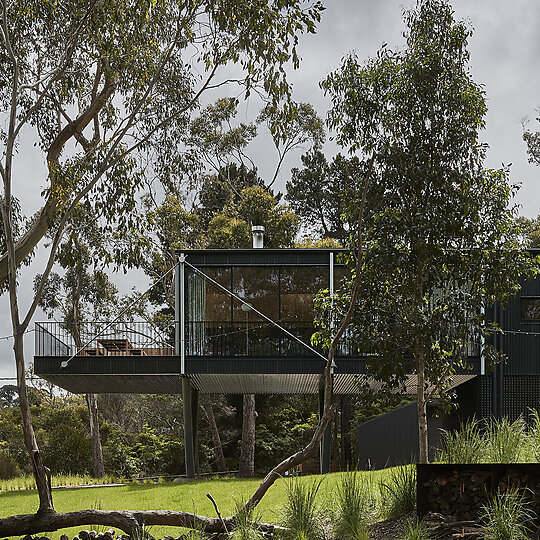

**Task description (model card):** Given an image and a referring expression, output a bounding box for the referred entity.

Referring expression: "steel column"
[182,377,195,479]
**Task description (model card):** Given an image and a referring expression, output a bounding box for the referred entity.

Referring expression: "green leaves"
[321,0,538,400]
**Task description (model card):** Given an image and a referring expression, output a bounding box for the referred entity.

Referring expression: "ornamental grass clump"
[437,417,483,464]
[485,417,529,463]
[229,501,265,540]
[279,477,326,540]
[480,490,534,540]
[401,519,431,540]
[331,471,374,540]
[379,465,416,519]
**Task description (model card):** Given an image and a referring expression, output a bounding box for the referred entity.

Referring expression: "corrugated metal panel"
[334,374,476,396]
[38,374,183,394]
[190,373,320,394]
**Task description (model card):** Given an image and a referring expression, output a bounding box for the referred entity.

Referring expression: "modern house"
[35,233,536,473]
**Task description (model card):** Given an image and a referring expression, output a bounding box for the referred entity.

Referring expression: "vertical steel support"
[319,387,331,474]
[176,254,186,374]
[177,254,195,478]
[192,387,199,475]
[182,377,195,479]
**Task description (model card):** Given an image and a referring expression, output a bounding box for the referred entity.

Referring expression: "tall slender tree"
[322,0,537,462]
[0,0,324,522]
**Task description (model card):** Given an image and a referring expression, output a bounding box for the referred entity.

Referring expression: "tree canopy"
[0,0,324,282]
[321,0,538,462]
[286,150,364,241]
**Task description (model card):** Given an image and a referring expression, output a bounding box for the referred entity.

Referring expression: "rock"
[79,530,91,540]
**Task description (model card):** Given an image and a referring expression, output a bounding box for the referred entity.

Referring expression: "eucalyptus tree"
[523,111,540,168]
[258,101,325,188]
[0,0,325,529]
[286,150,364,241]
[36,205,120,479]
[322,0,537,462]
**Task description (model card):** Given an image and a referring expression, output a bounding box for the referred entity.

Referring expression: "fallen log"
[0,509,282,538]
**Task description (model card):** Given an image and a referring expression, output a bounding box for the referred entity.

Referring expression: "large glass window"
[522,297,540,320]
[280,267,329,322]
[232,267,279,322]
[187,268,231,323]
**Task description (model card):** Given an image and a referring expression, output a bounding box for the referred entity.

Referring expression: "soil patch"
[369,513,413,540]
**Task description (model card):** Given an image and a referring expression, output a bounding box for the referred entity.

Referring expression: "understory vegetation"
[0,390,322,479]
[437,414,540,464]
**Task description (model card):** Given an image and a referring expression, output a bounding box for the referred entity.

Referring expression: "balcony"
[35,321,175,358]
[35,320,354,359]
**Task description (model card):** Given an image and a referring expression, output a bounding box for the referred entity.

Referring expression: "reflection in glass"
[187,268,231,355]
[186,263,346,356]
[233,267,279,321]
[280,267,329,322]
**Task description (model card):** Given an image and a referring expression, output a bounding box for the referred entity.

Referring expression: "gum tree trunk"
[86,393,105,478]
[238,394,256,477]
[202,397,227,473]
[14,329,54,512]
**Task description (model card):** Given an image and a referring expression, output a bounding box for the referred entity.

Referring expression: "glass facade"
[186,265,333,356]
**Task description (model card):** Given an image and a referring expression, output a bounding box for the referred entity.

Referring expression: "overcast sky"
[0,0,539,379]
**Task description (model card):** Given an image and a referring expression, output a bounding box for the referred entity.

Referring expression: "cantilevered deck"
[34,248,480,395]
[33,318,479,395]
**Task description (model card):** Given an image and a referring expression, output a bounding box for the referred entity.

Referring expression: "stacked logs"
[423,469,492,520]
[420,465,540,522]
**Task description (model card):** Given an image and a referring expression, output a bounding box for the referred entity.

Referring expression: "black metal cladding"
[481,374,540,422]
[489,266,540,375]
[177,248,348,267]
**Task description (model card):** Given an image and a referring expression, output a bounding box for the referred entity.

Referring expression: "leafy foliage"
[320,0,538,461]
[286,150,364,241]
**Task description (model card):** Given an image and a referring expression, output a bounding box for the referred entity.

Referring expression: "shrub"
[379,465,416,518]
[480,491,534,540]
[0,449,20,479]
[279,477,326,540]
[331,471,373,540]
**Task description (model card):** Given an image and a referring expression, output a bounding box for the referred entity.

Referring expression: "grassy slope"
[0,470,394,538]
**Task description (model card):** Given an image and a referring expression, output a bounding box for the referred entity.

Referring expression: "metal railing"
[186,321,356,357]
[35,320,480,359]
[35,321,174,357]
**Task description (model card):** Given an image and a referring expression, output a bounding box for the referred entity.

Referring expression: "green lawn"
[0,470,396,538]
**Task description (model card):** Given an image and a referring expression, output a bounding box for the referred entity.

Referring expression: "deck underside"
[34,355,478,395]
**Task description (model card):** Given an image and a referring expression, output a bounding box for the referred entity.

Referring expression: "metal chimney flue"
[252,225,265,248]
